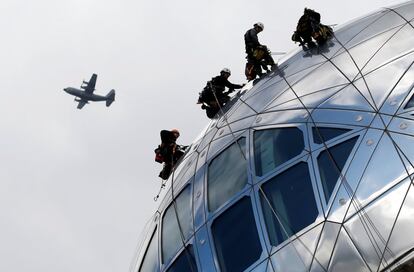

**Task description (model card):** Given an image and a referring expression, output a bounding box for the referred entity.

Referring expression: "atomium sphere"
[133,2,414,272]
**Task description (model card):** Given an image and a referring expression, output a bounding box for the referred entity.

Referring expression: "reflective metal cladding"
[133,2,414,271]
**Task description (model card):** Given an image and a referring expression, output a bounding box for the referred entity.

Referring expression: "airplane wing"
[84,74,97,94]
[77,100,88,109]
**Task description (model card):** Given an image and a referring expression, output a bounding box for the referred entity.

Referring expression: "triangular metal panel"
[310,109,375,128]
[383,183,414,267]
[284,62,349,100]
[335,21,403,74]
[362,24,414,74]
[245,80,289,113]
[254,109,310,127]
[287,223,325,272]
[270,242,308,272]
[244,76,286,102]
[317,83,375,112]
[207,130,246,161]
[353,133,408,206]
[390,1,414,20]
[327,128,380,223]
[387,131,414,175]
[379,62,414,115]
[388,116,414,134]
[328,228,371,272]
[224,100,257,124]
[354,51,414,110]
[277,52,327,80]
[265,85,347,112]
[195,126,218,153]
[334,10,390,47]
[331,24,401,80]
[311,222,341,271]
[216,114,256,132]
[344,178,411,271]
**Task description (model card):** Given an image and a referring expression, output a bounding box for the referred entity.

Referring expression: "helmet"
[171,128,180,136]
[221,68,231,75]
[254,22,264,30]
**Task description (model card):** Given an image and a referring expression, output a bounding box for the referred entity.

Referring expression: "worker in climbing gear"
[292,8,333,48]
[197,68,244,118]
[154,129,187,180]
[244,22,277,80]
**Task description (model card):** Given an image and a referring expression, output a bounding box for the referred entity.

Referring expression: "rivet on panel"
[389,100,398,106]
[339,198,347,206]
[355,115,363,122]
[302,113,309,119]
[196,191,201,199]
[201,151,206,158]
[400,122,408,130]
[199,239,206,245]
[256,117,262,123]
[366,139,374,146]
[219,130,224,136]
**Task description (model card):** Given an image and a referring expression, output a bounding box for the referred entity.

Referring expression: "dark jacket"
[211,75,244,91]
[297,9,321,34]
[244,28,261,52]
[160,130,177,145]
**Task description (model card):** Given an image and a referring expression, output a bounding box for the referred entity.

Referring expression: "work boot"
[271,63,278,71]
[307,41,316,48]
[159,164,172,180]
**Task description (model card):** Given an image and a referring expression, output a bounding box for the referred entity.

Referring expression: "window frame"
[138,226,159,272]
[254,157,324,254]
[251,124,309,183]
[160,183,195,266]
[204,133,253,219]
[311,132,362,211]
[207,194,267,272]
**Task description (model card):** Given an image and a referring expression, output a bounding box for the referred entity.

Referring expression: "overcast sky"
[0,0,405,271]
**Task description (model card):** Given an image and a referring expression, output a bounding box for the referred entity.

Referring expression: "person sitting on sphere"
[244,22,277,79]
[197,68,244,118]
[154,129,187,180]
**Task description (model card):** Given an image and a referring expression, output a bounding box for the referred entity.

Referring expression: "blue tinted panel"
[208,138,247,212]
[139,229,159,272]
[260,162,318,247]
[404,92,414,109]
[254,128,304,176]
[166,246,198,272]
[317,137,358,202]
[212,197,262,272]
[162,186,193,263]
[312,127,351,144]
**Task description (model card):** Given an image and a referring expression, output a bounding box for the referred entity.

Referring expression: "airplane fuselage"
[63,87,108,101]
[63,74,115,109]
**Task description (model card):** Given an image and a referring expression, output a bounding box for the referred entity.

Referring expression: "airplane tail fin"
[106,89,115,107]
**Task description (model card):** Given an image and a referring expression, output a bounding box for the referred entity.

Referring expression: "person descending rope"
[291,8,333,49]
[154,129,187,180]
[197,68,244,118]
[244,22,277,80]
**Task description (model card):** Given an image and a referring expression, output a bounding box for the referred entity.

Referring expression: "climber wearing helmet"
[198,68,245,118]
[244,22,276,80]
[155,129,187,180]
